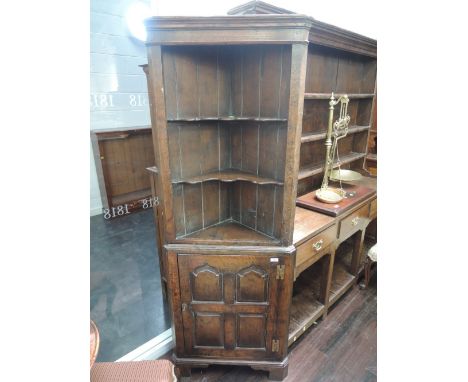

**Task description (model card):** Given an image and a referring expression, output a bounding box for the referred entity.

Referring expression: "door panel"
[194,312,224,347]
[190,264,223,301]
[178,254,283,359]
[236,265,268,303]
[237,314,266,348]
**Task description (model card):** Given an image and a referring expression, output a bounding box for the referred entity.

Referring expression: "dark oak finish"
[91,126,154,214]
[144,13,311,380]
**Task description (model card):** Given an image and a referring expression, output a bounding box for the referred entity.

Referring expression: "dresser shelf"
[298,152,366,180]
[304,93,375,100]
[301,125,370,144]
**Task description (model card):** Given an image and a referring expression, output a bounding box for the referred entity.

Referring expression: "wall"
[90,0,151,215]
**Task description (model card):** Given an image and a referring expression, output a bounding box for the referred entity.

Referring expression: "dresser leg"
[268,364,289,381]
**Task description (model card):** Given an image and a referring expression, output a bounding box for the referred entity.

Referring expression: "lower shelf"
[177,219,279,245]
[111,188,152,207]
[288,263,325,346]
[329,260,355,306]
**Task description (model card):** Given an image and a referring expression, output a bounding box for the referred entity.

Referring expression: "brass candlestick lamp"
[316,93,362,204]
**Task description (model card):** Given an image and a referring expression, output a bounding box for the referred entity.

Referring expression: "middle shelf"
[172,169,284,185]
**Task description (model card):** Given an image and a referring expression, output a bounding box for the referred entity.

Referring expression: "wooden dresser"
[290,177,376,346]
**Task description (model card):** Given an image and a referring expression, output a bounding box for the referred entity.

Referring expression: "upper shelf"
[172,169,284,185]
[304,93,375,100]
[298,152,366,180]
[167,117,287,122]
[301,125,370,144]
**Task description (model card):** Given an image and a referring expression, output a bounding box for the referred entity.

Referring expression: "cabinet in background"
[91,126,154,215]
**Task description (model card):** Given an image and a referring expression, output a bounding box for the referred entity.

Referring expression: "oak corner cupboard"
[143,13,311,380]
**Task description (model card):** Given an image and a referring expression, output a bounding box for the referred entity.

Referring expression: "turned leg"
[351,229,366,276]
[320,251,335,318]
[359,257,371,289]
[268,365,289,381]
[365,260,371,288]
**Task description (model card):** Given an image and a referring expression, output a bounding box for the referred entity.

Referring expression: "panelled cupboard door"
[178,254,287,360]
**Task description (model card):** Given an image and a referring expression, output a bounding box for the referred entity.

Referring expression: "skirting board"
[116,329,173,362]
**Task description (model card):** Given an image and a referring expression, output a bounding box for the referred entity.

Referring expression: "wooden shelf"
[177,219,279,245]
[304,93,374,100]
[329,259,355,306]
[301,125,370,144]
[172,169,284,185]
[366,153,377,161]
[288,264,324,346]
[167,117,287,122]
[298,152,366,180]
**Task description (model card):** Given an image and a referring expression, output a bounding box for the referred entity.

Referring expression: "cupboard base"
[173,355,289,381]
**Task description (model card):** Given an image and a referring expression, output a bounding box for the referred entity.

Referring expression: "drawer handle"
[312,239,323,252]
[352,217,360,226]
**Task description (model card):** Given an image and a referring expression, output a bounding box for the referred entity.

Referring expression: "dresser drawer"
[369,198,377,220]
[338,204,369,241]
[295,225,336,278]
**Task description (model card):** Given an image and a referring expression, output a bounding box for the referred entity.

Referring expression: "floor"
[171,278,377,382]
[90,209,171,361]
